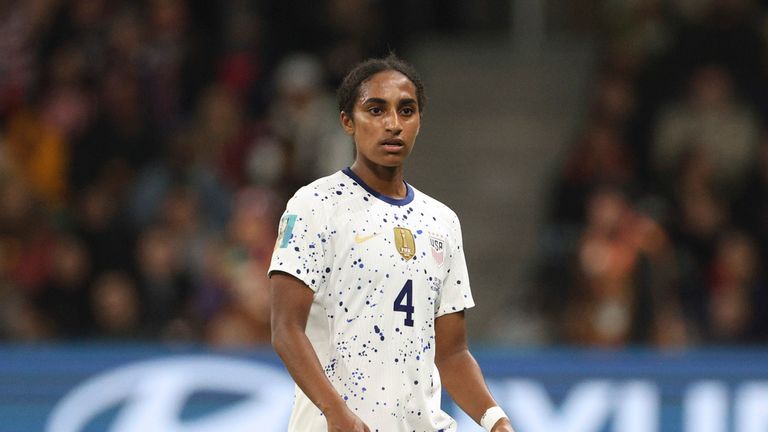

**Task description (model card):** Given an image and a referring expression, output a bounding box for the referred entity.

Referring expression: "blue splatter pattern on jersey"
[269,169,474,432]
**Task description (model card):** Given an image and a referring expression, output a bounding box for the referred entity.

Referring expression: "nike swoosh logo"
[354,233,379,244]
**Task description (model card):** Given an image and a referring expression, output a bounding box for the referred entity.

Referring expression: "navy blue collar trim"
[342,167,414,206]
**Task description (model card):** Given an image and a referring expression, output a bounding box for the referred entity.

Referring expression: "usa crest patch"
[429,235,445,266]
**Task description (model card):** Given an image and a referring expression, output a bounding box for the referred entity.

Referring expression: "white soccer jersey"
[269,168,475,432]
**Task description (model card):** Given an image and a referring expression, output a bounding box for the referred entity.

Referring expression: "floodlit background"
[1,0,768,431]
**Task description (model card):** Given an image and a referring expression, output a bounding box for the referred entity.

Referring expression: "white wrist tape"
[480,406,508,431]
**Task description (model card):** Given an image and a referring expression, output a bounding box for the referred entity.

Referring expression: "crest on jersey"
[429,235,445,266]
[393,227,415,261]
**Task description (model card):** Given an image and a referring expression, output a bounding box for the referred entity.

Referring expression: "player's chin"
[376,156,407,168]
[378,149,411,163]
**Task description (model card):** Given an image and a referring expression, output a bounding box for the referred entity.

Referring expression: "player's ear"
[340,111,354,136]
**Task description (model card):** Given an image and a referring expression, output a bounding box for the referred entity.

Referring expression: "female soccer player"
[269,54,515,432]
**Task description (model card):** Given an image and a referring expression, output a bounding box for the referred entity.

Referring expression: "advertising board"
[1,346,767,432]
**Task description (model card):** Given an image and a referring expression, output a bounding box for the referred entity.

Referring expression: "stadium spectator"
[562,187,679,346]
[134,223,194,338]
[652,66,760,193]
[201,187,278,346]
[268,53,353,187]
[704,231,765,343]
[90,270,142,339]
[34,233,93,338]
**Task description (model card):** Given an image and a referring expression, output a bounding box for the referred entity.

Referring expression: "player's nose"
[384,110,402,135]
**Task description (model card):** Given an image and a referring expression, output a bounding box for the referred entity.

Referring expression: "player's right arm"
[270,271,370,432]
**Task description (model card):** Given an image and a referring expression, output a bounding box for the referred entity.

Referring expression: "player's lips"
[380,138,405,152]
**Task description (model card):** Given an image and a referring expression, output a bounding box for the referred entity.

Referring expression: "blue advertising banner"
[1,345,768,432]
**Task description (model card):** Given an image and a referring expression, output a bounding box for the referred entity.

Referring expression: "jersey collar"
[342,167,414,206]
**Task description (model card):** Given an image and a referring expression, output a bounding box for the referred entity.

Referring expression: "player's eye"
[368,106,383,115]
[400,106,415,116]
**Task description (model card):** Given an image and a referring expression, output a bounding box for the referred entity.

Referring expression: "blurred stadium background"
[2,0,768,431]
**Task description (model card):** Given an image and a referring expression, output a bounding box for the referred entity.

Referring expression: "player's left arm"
[435,311,515,432]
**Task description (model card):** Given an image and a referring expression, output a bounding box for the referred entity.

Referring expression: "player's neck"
[349,162,407,199]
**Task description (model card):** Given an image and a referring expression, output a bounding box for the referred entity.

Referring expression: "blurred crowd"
[0,0,419,345]
[4,0,767,349]
[541,0,768,347]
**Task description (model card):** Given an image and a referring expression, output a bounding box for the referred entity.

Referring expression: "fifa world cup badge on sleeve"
[277,214,297,249]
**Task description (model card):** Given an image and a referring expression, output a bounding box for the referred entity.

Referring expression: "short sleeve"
[268,189,330,293]
[436,215,475,317]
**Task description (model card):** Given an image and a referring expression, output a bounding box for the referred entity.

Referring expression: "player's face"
[341,70,420,168]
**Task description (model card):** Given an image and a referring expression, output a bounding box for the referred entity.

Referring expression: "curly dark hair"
[336,53,426,116]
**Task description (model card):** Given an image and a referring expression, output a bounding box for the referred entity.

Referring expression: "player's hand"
[491,417,515,432]
[324,405,370,432]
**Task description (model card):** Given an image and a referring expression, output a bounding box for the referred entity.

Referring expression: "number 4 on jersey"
[394,280,414,327]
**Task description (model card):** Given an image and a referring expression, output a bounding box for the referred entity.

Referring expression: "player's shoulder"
[409,183,460,223]
[288,171,348,204]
